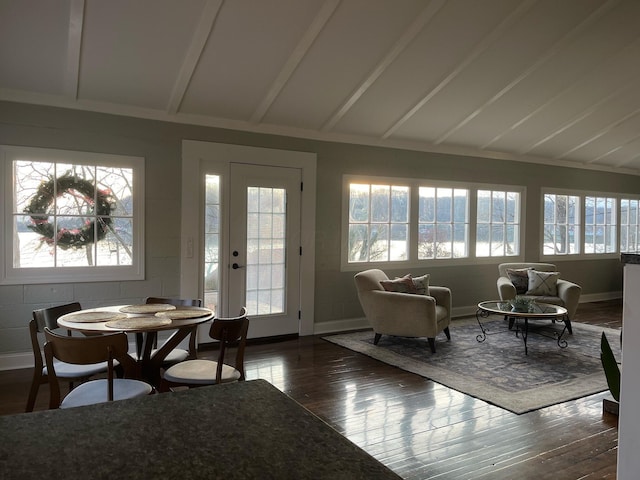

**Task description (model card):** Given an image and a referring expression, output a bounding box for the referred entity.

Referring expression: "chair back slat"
[145,297,202,307]
[208,307,249,383]
[32,302,82,332]
[43,328,141,408]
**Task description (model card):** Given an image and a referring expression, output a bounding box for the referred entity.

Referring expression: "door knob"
[232,263,244,269]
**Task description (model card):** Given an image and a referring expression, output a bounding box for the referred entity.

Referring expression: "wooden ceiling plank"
[167,0,223,114]
[250,0,341,124]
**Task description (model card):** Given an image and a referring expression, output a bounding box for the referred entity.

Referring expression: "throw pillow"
[506,268,531,294]
[380,274,418,294]
[411,273,430,295]
[526,270,560,296]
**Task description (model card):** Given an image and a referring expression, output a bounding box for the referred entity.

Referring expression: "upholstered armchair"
[497,262,582,320]
[354,269,451,353]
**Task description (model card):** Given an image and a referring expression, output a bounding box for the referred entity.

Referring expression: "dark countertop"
[0,379,400,480]
[621,253,640,265]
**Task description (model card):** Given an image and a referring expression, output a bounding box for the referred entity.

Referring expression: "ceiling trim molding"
[1,89,639,177]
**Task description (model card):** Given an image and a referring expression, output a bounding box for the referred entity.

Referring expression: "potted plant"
[600,331,621,415]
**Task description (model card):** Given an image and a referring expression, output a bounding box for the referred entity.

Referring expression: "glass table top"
[478,300,567,317]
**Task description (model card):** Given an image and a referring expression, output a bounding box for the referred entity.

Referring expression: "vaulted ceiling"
[2,0,640,175]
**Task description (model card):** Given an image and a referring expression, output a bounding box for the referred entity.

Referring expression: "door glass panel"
[204,175,220,312]
[246,186,286,316]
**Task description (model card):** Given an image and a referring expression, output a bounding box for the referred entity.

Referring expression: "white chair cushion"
[151,348,189,364]
[43,359,108,378]
[60,379,153,409]
[163,359,241,385]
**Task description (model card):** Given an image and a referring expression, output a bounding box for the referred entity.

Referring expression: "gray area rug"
[323,318,622,414]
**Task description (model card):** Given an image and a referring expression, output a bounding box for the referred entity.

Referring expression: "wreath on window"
[23,174,115,250]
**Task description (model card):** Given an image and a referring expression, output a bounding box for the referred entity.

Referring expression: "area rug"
[323,319,621,414]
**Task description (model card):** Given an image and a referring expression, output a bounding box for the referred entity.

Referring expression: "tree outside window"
[418,187,469,259]
[13,161,133,268]
[585,196,616,254]
[476,190,520,257]
[543,193,580,255]
[2,145,143,284]
[348,183,409,263]
[620,198,639,253]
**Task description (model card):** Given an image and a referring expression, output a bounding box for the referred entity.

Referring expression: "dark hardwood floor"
[0,300,622,479]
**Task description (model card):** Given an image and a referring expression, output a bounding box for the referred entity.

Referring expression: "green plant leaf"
[600,332,621,402]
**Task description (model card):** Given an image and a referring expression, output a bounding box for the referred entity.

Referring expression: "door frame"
[180,140,317,336]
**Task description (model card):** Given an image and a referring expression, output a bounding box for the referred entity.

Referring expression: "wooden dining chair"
[26,302,109,413]
[44,328,154,409]
[144,297,203,365]
[161,307,249,391]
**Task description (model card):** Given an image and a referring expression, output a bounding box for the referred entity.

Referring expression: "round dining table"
[57,304,214,386]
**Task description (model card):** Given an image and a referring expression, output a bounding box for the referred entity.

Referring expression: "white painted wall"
[618,262,640,479]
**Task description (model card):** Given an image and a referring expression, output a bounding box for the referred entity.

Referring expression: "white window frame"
[418,186,470,260]
[341,175,525,271]
[584,194,617,255]
[1,145,145,284]
[542,191,581,256]
[347,183,411,264]
[475,188,522,258]
[540,188,633,261]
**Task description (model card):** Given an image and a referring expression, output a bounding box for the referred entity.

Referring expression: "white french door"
[181,140,316,340]
[226,163,301,337]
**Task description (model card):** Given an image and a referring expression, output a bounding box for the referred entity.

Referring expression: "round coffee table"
[476,300,570,355]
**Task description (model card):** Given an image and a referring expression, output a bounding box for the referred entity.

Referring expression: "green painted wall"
[0,101,636,355]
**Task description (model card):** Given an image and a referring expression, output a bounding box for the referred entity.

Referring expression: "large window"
[342,175,522,268]
[621,198,640,253]
[348,183,409,263]
[585,196,616,254]
[418,187,469,259]
[541,189,636,258]
[543,193,580,255]
[1,146,144,284]
[476,190,520,257]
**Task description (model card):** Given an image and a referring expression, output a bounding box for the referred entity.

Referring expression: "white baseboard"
[0,352,34,371]
[1,293,623,371]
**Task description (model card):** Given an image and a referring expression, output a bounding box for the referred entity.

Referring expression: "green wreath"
[24,174,115,250]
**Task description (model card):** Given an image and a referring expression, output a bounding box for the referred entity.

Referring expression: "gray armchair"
[497,262,581,320]
[354,269,451,353]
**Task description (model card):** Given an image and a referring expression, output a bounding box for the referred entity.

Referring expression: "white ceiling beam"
[250,0,341,124]
[481,34,640,150]
[434,0,620,145]
[381,0,537,140]
[64,0,85,99]
[557,106,640,160]
[321,0,446,132]
[167,0,223,114]
[520,80,635,155]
